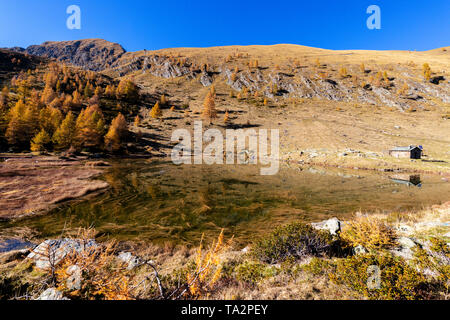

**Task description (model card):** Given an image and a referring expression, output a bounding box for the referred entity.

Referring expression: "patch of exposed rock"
[10,39,126,71]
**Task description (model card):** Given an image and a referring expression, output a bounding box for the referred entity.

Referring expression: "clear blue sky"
[0,0,449,52]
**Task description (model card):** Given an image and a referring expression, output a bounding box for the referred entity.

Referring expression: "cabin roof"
[390,145,422,152]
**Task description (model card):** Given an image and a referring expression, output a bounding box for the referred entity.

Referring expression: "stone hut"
[388,145,423,159]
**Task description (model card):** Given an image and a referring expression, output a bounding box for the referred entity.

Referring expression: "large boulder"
[27,239,97,270]
[311,218,341,235]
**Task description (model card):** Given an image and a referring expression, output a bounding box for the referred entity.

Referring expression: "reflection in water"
[390,174,422,187]
[0,239,34,253]
[2,161,449,246]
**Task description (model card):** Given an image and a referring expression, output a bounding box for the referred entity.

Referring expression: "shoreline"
[0,202,448,300]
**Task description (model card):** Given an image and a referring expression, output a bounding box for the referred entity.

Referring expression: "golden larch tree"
[202,89,217,124]
[150,102,163,119]
[53,112,76,150]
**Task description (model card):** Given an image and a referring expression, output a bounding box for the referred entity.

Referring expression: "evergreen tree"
[117,80,139,102]
[134,115,141,127]
[423,63,431,81]
[53,112,76,150]
[160,94,168,105]
[74,105,105,150]
[105,113,128,152]
[224,110,230,124]
[150,102,163,119]
[30,129,51,152]
[6,100,34,149]
[41,84,56,105]
[39,106,62,136]
[0,86,9,109]
[202,89,217,124]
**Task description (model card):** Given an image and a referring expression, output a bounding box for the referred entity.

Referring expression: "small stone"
[396,224,414,235]
[66,265,82,290]
[354,245,368,255]
[37,288,69,300]
[117,251,142,270]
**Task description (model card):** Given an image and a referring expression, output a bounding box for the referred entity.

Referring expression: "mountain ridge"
[7,39,126,71]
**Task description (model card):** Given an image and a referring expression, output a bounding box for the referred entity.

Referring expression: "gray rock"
[397,237,416,249]
[200,72,213,86]
[37,288,69,300]
[66,265,82,290]
[117,251,142,270]
[22,39,126,72]
[396,224,414,235]
[311,217,341,235]
[27,239,97,270]
[354,245,368,255]
[390,248,414,260]
[241,246,250,253]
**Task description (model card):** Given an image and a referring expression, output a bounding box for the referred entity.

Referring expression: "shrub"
[412,239,450,293]
[235,261,279,284]
[330,253,428,300]
[423,63,431,81]
[55,230,131,300]
[340,216,396,250]
[251,222,334,264]
[300,257,334,276]
[339,67,347,78]
[185,230,232,298]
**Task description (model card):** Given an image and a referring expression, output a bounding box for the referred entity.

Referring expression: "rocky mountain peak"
[9,39,126,71]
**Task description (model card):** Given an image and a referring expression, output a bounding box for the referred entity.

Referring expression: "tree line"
[0,63,139,153]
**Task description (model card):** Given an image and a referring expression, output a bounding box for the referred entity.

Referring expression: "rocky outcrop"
[10,39,126,71]
[7,39,449,108]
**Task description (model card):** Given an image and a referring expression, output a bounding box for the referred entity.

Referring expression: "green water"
[2,160,450,246]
